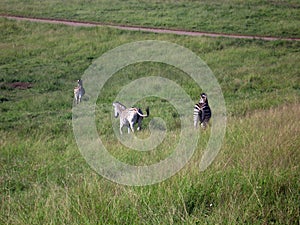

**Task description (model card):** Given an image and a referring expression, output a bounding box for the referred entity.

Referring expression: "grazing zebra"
[193,93,211,129]
[113,102,149,135]
[74,79,85,104]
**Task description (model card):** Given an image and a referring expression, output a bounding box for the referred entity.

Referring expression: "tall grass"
[0,19,299,224]
[1,105,299,224]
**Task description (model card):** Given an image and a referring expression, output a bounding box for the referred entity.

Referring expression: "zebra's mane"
[116,101,126,108]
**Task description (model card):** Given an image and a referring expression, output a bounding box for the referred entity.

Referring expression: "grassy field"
[1,0,300,38]
[0,14,300,225]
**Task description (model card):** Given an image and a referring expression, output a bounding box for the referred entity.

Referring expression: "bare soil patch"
[6,82,33,90]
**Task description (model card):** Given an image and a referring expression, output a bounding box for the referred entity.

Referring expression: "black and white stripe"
[193,93,211,129]
[113,102,149,135]
[74,79,85,104]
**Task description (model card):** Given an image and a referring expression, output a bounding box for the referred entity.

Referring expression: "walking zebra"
[113,102,149,135]
[193,93,211,129]
[74,79,85,104]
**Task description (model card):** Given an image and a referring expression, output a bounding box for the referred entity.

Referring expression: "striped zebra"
[193,93,211,129]
[74,79,85,104]
[113,102,149,135]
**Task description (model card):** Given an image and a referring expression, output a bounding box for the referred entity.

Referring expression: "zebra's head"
[200,93,208,104]
[77,79,83,86]
[112,102,126,118]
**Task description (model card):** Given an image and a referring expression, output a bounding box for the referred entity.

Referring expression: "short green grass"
[1,0,300,38]
[0,18,299,224]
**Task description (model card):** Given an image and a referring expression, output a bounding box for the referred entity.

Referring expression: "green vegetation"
[0,16,299,224]
[1,0,300,38]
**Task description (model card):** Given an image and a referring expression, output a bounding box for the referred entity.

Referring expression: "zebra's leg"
[78,94,82,103]
[194,116,199,128]
[194,121,198,128]
[74,95,78,104]
[129,122,135,133]
[119,122,123,135]
[137,118,142,131]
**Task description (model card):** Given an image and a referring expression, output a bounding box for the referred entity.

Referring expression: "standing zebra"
[193,93,211,129]
[113,102,149,135]
[74,79,85,104]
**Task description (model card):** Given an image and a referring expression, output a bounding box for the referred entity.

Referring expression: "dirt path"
[2,15,300,41]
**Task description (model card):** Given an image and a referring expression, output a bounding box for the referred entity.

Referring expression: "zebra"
[74,79,85,104]
[113,102,149,135]
[193,93,211,129]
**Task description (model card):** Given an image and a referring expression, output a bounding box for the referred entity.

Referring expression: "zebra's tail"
[137,107,149,117]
